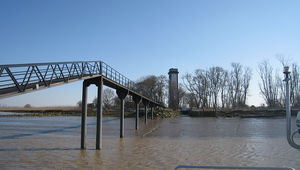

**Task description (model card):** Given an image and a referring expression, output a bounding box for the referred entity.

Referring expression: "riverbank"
[0,107,179,118]
[0,107,135,117]
[0,107,298,118]
[181,108,300,118]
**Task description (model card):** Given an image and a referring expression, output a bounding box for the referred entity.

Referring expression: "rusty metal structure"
[0,61,163,149]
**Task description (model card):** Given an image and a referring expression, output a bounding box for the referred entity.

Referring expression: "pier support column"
[150,103,154,120]
[142,99,149,124]
[117,89,128,138]
[81,80,90,149]
[133,95,142,130]
[96,77,103,150]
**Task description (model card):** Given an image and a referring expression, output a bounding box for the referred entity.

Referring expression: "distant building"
[168,68,179,110]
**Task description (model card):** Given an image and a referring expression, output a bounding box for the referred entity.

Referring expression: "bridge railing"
[101,62,135,89]
[0,61,137,97]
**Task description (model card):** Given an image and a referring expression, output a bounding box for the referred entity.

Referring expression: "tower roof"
[168,68,179,74]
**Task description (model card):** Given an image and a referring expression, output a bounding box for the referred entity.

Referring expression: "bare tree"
[182,73,199,108]
[231,63,243,107]
[182,64,251,109]
[93,88,116,110]
[103,88,116,110]
[208,67,223,109]
[241,67,252,106]
[182,71,205,108]
[291,63,300,107]
[220,70,229,108]
[178,84,186,108]
[276,56,300,107]
[258,60,279,107]
[276,73,285,107]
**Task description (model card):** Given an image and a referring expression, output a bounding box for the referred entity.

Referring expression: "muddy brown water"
[0,116,299,169]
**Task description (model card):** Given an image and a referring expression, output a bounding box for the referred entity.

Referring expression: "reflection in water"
[0,111,28,116]
[0,116,299,169]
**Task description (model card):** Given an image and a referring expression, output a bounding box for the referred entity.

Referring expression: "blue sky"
[0,0,300,106]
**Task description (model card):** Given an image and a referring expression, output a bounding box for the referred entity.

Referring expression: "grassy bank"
[0,107,179,118]
[1,107,297,118]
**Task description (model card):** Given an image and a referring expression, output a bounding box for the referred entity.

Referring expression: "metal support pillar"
[120,98,125,138]
[81,80,89,149]
[151,106,154,120]
[96,77,103,150]
[117,89,128,138]
[145,105,147,124]
[142,99,149,124]
[133,95,142,130]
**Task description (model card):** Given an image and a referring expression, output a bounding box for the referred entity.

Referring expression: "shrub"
[24,104,31,108]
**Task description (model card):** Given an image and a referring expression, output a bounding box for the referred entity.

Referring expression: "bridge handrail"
[0,60,143,100]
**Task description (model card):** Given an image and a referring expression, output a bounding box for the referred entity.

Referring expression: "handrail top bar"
[0,60,102,67]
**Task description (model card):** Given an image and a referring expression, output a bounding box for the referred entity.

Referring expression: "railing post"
[105,64,108,77]
[117,89,128,138]
[111,67,113,79]
[96,77,103,150]
[99,62,102,75]
[81,80,89,149]
[81,62,85,77]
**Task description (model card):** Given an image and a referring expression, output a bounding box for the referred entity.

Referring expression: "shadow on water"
[0,118,119,140]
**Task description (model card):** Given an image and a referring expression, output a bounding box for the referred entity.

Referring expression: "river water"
[0,116,299,169]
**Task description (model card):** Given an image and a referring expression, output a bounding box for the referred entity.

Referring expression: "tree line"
[77,59,300,110]
[258,60,300,108]
[182,63,251,109]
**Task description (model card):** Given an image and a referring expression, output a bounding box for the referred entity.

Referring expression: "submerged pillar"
[96,77,103,150]
[117,89,128,138]
[133,95,142,130]
[81,80,89,149]
[143,99,149,124]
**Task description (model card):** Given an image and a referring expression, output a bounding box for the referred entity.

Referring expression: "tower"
[168,68,179,110]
